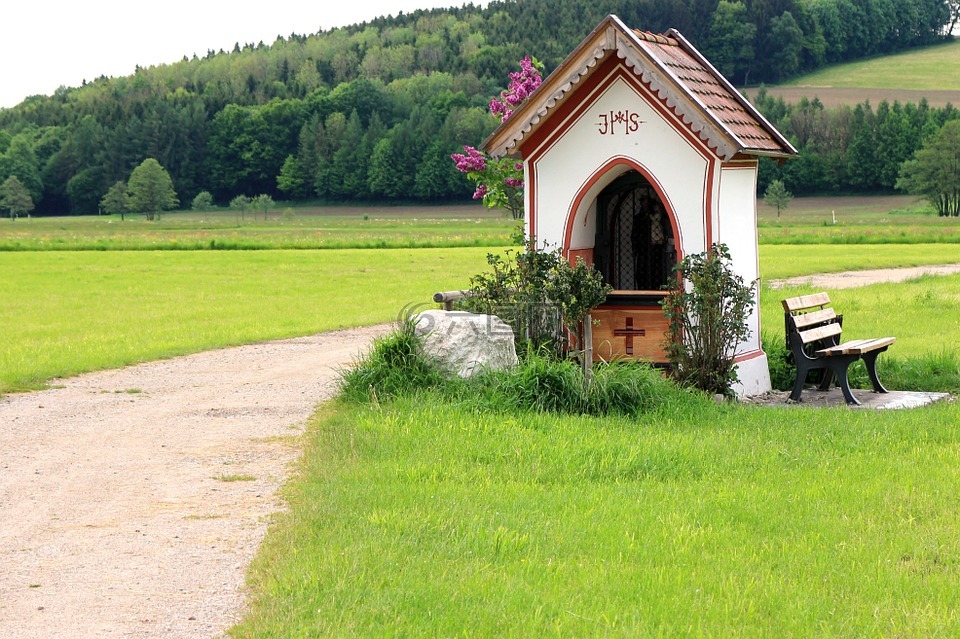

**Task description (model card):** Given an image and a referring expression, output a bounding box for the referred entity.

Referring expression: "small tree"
[660,244,755,396]
[192,191,214,211]
[763,179,793,217]
[0,175,34,220]
[128,158,178,221]
[896,120,960,217]
[251,194,275,220]
[229,194,251,223]
[100,181,131,220]
[277,155,309,199]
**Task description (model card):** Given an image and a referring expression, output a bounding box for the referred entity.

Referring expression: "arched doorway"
[587,170,678,363]
[594,171,676,293]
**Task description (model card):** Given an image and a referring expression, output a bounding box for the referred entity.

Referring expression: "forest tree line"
[0,0,957,215]
[755,91,960,195]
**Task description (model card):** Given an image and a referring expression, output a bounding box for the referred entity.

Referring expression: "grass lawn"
[0,204,516,251]
[0,248,497,394]
[759,244,960,280]
[782,39,960,90]
[758,195,960,245]
[230,393,960,638]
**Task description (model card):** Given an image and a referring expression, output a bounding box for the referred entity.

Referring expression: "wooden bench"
[782,293,895,405]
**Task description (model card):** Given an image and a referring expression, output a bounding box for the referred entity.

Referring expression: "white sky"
[1,0,488,109]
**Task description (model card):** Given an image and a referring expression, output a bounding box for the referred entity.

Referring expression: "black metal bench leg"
[832,361,860,405]
[862,350,889,394]
[790,363,809,402]
[817,368,835,391]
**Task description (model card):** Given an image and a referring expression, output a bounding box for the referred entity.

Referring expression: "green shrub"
[762,331,795,391]
[463,241,610,359]
[661,244,755,396]
[191,191,214,210]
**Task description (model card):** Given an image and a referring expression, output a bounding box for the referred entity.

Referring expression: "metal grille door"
[609,183,672,291]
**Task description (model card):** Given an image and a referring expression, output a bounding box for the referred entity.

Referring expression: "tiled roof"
[632,28,791,155]
[482,15,797,161]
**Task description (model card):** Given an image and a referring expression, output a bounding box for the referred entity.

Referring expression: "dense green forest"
[0,0,957,215]
[755,91,960,195]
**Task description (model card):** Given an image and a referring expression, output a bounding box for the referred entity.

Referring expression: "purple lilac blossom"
[451,146,487,173]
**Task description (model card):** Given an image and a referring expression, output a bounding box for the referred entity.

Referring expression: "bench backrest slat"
[791,307,837,330]
[798,322,843,345]
[782,292,831,313]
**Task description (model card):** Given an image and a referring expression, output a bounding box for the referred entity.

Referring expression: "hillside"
[744,39,960,108]
[784,39,960,90]
[0,0,956,215]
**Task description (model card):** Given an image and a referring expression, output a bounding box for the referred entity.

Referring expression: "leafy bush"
[762,331,796,391]
[463,240,610,358]
[661,244,755,396]
[191,191,214,210]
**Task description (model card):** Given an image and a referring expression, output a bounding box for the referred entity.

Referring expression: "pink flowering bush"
[488,56,543,122]
[451,57,543,221]
[451,147,524,219]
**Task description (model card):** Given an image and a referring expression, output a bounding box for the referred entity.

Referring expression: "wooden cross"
[614,317,645,355]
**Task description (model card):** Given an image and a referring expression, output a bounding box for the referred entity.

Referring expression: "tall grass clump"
[341,324,701,416]
[338,320,446,402]
[848,351,960,393]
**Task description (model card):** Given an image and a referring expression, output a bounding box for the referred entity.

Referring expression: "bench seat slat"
[782,292,832,313]
[791,307,837,329]
[816,337,896,356]
[798,322,843,344]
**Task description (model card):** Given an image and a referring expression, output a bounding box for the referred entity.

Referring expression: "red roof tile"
[634,29,790,154]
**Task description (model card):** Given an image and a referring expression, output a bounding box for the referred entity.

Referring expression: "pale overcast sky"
[1,0,489,109]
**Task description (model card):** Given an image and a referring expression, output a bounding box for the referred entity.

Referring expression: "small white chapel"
[481,15,798,396]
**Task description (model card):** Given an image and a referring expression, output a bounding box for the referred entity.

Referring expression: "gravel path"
[0,324,391,639]
[768,263,960,289]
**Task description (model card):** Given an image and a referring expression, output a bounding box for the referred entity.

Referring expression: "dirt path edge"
[0,324,392,639]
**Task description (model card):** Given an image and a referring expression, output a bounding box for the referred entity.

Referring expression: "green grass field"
[0,204,516,251]
[231,373,960,637]
[0,248,495,393]
[784,39,960,90]
[759,244,960,280]
[2,195,959,394]
[2,243,954,395]
[5,197,960,636]
[758,195,960,244]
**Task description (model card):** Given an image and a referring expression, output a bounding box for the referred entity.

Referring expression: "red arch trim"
[562,157,683,262]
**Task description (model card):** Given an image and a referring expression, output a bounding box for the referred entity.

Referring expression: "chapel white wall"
[530,74,708,257]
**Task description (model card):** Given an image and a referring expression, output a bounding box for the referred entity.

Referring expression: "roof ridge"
[632,30,677,46]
